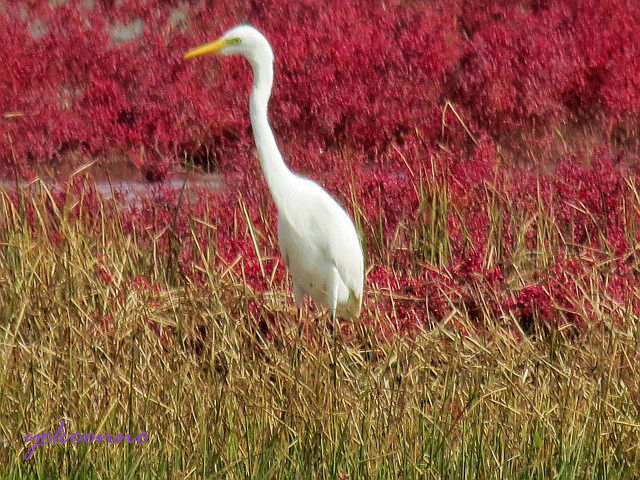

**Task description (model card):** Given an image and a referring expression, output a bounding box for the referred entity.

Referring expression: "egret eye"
[227,38,241,45]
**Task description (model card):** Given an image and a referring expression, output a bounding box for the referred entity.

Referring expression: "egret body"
[184,25,364,324]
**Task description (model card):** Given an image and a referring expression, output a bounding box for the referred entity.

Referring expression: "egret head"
[183,24,273,66]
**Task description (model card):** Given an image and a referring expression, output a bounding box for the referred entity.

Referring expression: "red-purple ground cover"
[2,0,640,333]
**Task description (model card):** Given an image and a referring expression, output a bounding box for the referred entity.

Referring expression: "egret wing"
[307,183,364,300]
[279,177,364,298]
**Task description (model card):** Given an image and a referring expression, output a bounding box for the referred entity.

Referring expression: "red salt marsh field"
[1,1,640,478]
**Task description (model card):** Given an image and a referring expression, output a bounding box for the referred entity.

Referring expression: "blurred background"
[2,0,639,179]
[2,0,640,327]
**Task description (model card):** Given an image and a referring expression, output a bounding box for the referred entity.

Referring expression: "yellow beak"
[183,38,229,60]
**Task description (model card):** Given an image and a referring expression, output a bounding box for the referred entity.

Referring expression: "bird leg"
[297,307,305,341]
[329,303,339,390]
[293,307,304,370]
[328,277,340,390]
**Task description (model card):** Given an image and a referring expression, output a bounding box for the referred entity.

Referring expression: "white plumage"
[185,25,364,321]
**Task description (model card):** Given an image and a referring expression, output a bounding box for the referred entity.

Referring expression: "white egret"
[184,25,364,330]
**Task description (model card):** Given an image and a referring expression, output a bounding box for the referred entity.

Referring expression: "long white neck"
[248,55,295,214]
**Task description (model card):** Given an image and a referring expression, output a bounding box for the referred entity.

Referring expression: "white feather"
[186,24,365,320]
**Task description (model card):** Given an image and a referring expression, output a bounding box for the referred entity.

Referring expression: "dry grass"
[1,182,640,479]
